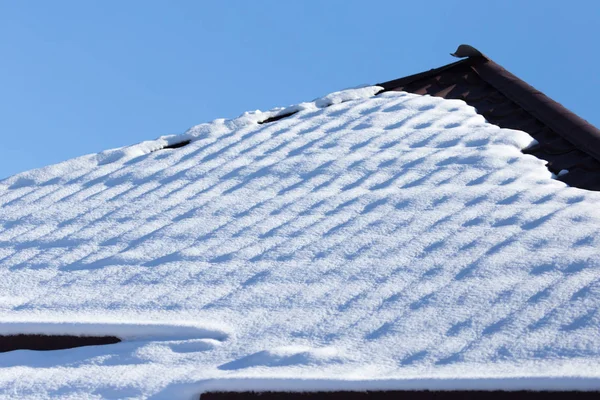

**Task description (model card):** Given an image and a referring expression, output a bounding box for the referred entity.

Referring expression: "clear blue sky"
[1,0,599,179]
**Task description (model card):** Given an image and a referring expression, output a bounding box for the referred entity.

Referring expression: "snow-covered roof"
[381,45,600,192]
[2,86,600,398]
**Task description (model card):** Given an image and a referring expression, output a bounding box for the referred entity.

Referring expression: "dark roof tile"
[378,45,600,191]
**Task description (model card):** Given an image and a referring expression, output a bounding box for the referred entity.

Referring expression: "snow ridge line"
[95,86,384,166]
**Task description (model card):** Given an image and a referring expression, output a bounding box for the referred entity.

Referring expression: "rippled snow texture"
[2,88,600,398]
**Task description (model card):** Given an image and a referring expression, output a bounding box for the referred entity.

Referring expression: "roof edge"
[471,59,600,162]
[377,44,485,91]
[377,45,600,164]
[377,58,470,92]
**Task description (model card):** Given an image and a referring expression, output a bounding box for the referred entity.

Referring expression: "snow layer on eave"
[2,86,600,398]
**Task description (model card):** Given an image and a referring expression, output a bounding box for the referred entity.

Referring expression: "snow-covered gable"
[2,87,600,398]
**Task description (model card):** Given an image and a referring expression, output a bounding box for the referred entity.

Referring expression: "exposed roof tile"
[378,45,600,190]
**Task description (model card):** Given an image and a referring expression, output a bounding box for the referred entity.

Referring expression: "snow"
[0,321,229,341]
[2,87,600,398]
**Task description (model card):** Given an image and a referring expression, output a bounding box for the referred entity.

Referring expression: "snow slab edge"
[0,320,230,341]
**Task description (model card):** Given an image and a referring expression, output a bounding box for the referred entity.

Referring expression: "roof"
[203,391,600,400]
[2,49,600,399]
[379,45,600,191]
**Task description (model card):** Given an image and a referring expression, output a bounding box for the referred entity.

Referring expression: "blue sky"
[1,0,599,179]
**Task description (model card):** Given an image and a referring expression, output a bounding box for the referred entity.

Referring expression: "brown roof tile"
[378,45,600,191]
